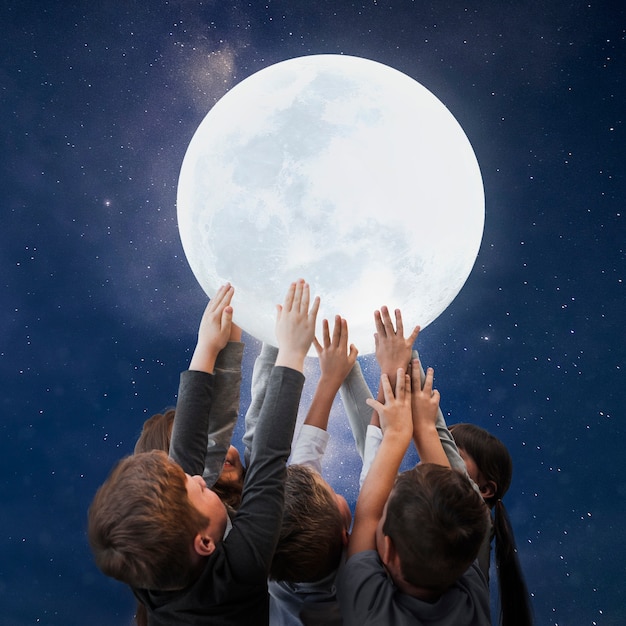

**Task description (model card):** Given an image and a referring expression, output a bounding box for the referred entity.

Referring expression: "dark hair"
[88,450,208,591]
[211,476,245,511]
[269,464,345,583]
[134,409,175,454]
[383,464,488,593]
[450,423,534,626]
[449,423,512,508]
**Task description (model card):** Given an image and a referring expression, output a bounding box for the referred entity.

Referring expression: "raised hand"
[275,279,320,373]
[314,315,358,389]
[411,359,440,431]
[410,358,449,466]
[374,306,420,381]
[366,368,413,442]
[190,283,235,373]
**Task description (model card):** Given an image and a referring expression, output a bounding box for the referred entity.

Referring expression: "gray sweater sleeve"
[202,341,245,486]
[339,360,374,460]
[168,369,214,475]
[225,366,305,582]
[242,343,279,467]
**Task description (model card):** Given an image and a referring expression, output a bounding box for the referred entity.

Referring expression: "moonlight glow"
[177,54,484,354]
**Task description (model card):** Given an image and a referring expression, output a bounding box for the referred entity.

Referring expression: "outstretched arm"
[203,323,244,487]
[242,343,278,467]
[290,316,357,471]
[188,284,235,374]
[356,307,419,485]
[304,316,358,430]
[348,369,413,557]
[374,306,420,398]
[410,359,450,468]
[170,284,235,474]
[412,350,466,473]
[228,280,319,582]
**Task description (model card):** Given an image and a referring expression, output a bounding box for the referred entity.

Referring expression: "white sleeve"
[289,423,330,474]
[358,425,383,489]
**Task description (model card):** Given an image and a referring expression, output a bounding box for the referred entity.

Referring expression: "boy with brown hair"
[242,316,358,625]
[88,280,319,625]
[337,345,491,625]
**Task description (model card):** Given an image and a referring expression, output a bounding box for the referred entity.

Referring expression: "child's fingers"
[407,324,421,346]
[394,308,404,337]
[209,283,233,311]
[422,367,435,394]
[380,306,395,335]
[403,371,411,397]
[282,281,297,311]
[321,318,331,347]
[380,372,393,401]
[331,315,342,346]
[294,280,308,313]
[365,397,383,413]
[309,295,321,320]
[393,367,407,399]
[374,309,385,337]
[313,335,323,356]
[221,305,233,328]
[411,358,423,389]
[338,318,350,350]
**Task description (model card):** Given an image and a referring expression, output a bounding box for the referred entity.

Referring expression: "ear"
[193,533,216,557]
[380,534,396,568]
[479,480,497,500]
[342,527,350,547]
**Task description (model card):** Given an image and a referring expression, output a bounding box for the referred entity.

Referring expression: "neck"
[394,576,441,603]
[385,559,442,603]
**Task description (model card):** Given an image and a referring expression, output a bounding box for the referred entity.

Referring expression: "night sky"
[2,2,624,625]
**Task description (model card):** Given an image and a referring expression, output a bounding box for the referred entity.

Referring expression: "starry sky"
[2,2,624,624]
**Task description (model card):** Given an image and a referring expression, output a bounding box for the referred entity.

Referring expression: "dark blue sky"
[2,2,624,624]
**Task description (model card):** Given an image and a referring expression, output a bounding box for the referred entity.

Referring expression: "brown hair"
[134,409,175,454]
[269,464,345,583]
[88,450,209,590]
[383,464,488,593]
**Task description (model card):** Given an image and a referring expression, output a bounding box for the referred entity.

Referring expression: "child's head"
[134,409,175,454]
[269,464,351,583]
[449,423,512,508]
[88,450,227,590]
[378,464,488,594]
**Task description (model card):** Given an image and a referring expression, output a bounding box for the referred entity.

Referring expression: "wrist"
[317,372,344,391]
[412,422,438,441]
[189,345,219,373]
[382,426,412,444]
[275,349,306,373]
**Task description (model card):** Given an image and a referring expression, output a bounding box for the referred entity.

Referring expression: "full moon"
[177,54,484,354]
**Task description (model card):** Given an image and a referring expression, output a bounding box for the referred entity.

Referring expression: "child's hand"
[313,315,358,388]
[366,368,413,442]
[374,307,420,380]
[275,279,320,372]
[190,283,235,373]
[229,321,242,343]
[411,358,441,434]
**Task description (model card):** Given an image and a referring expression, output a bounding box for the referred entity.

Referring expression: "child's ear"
[342,527,350,547]
[193,533,216,557]
[381,535,396,568]
[479,480,497,500]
